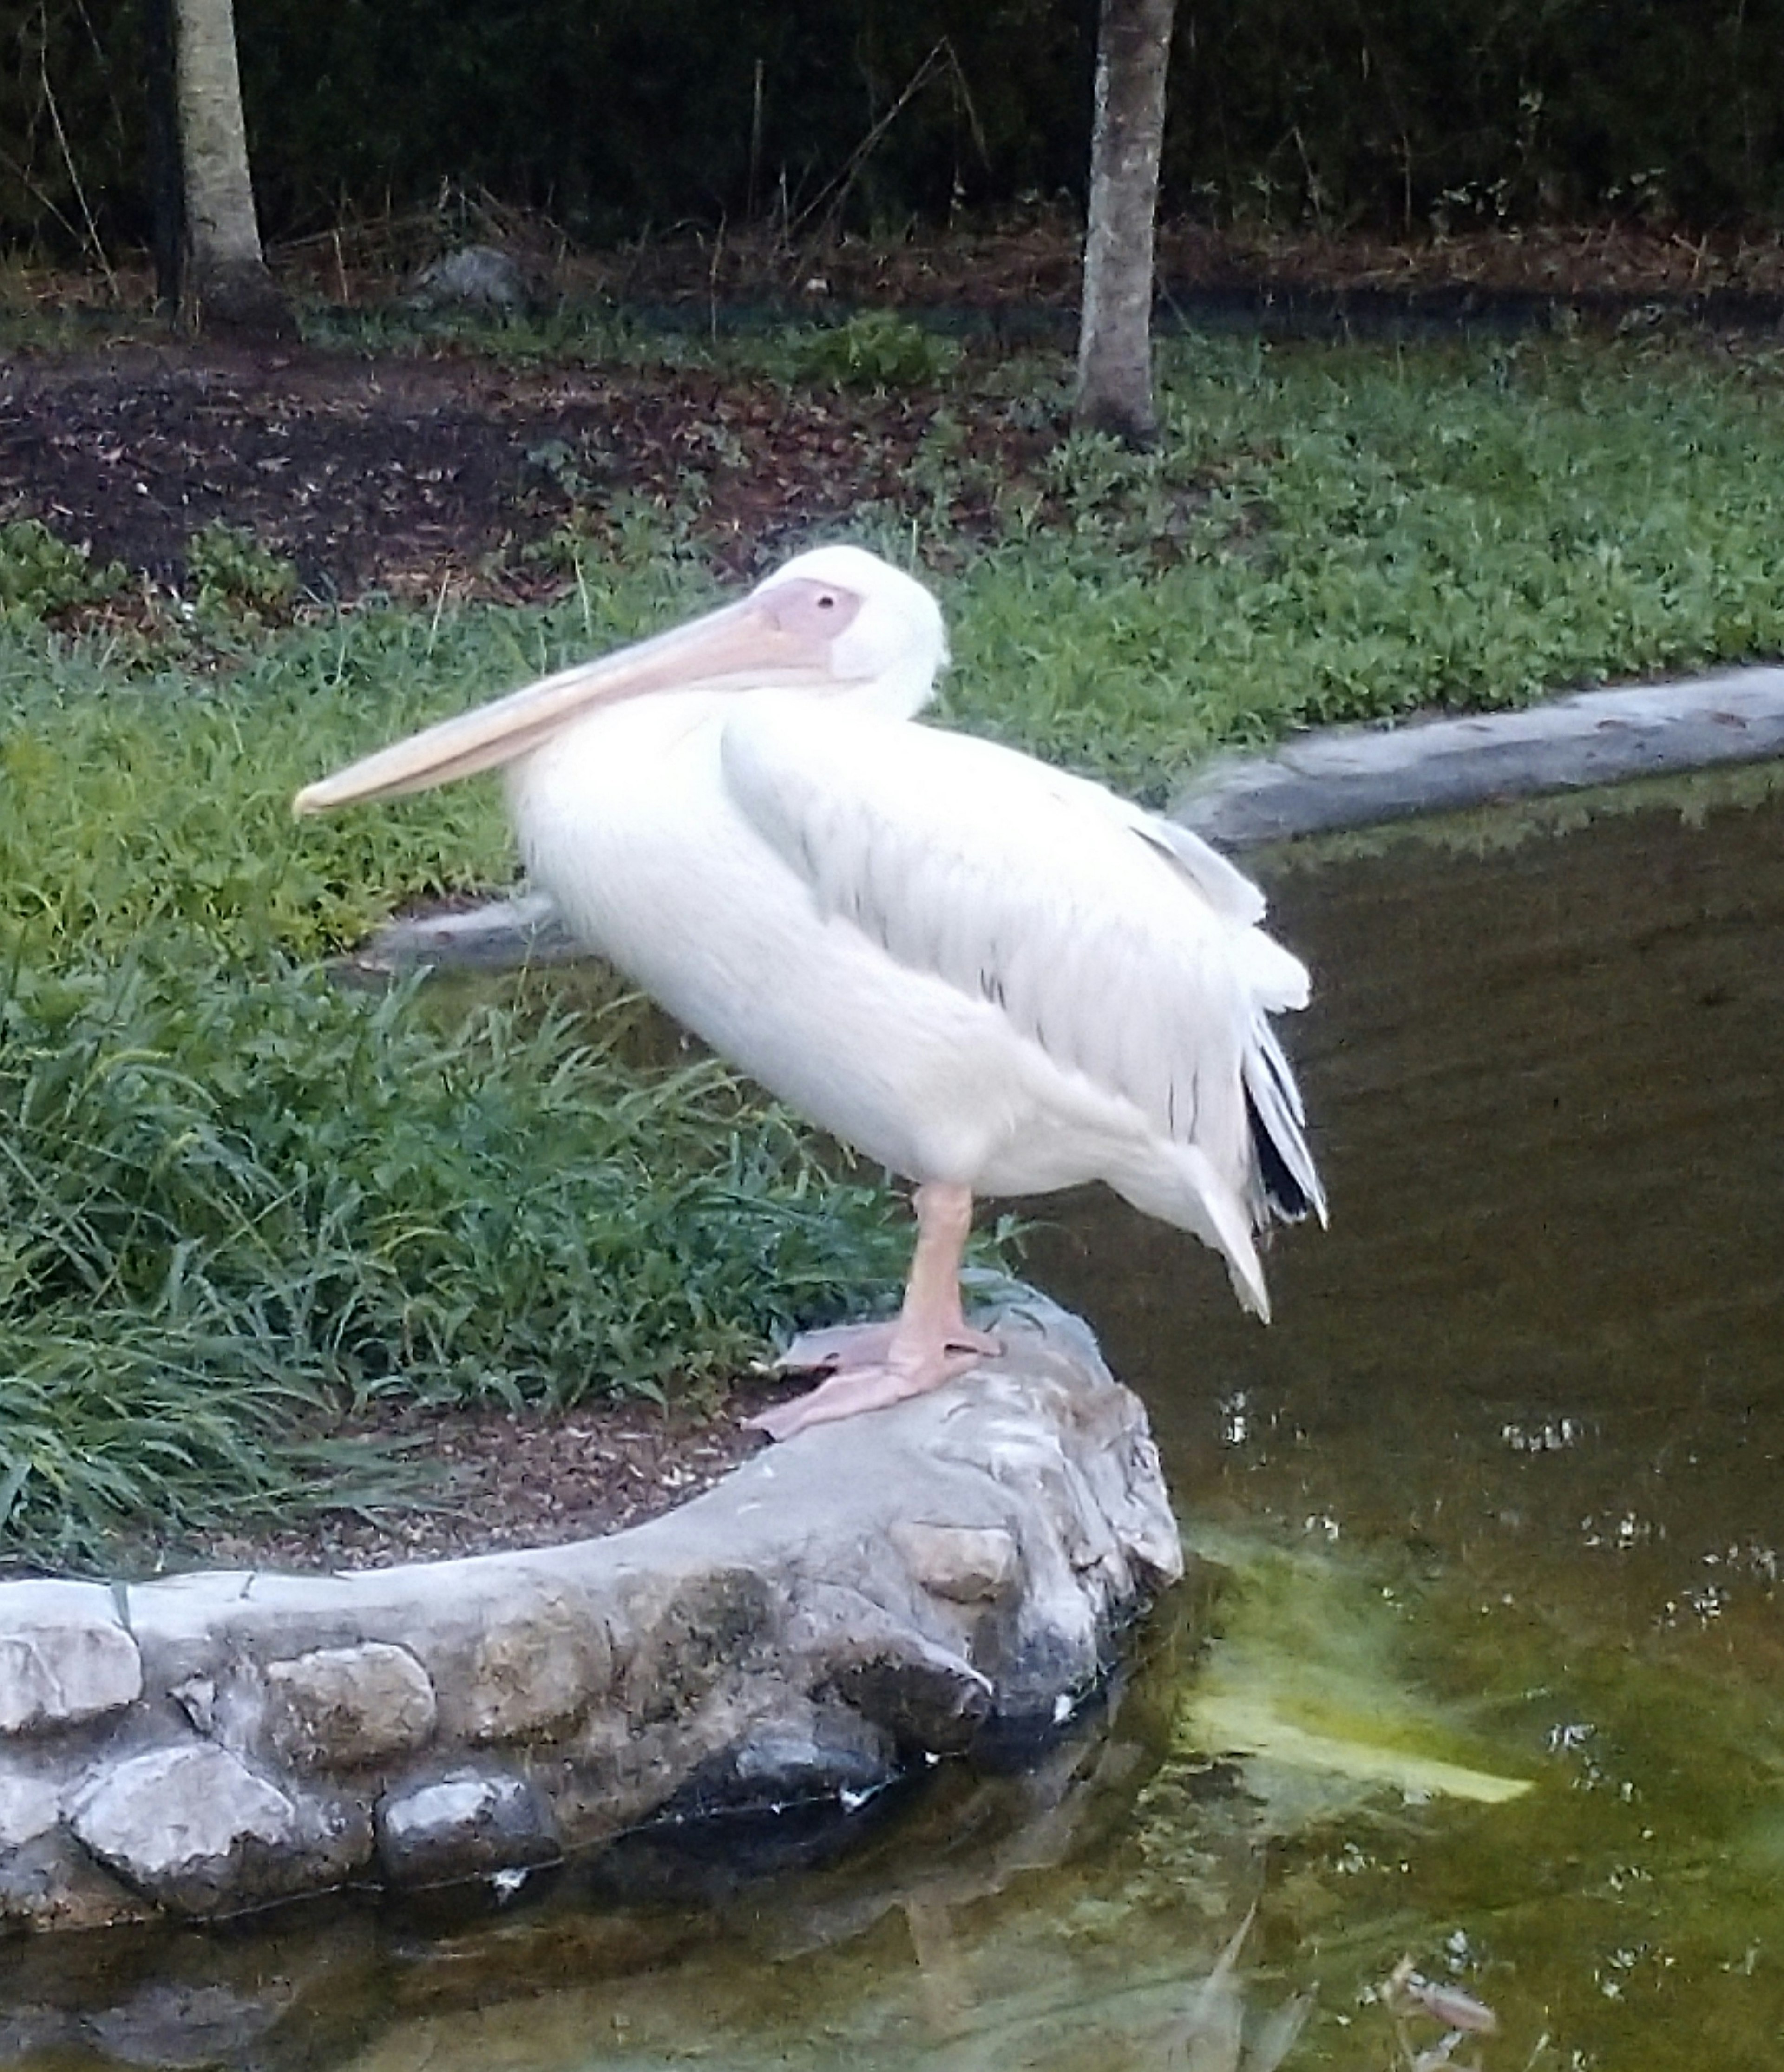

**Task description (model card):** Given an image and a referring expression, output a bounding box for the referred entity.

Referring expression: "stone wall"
[0,1293,1181,1931]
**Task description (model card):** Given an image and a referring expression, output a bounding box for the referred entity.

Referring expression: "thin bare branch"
[33,2,117,296]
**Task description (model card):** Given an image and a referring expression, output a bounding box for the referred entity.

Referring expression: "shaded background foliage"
[4,0,1784,262]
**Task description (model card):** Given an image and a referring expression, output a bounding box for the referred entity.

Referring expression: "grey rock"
[0,1580,142,1733]
[354,891,577,972]
[790,1583,992,1755]
[265,1642,437,1767]
[68,1743,368,1916]
[829,1639,993,1756]
[670,1694,896,1816]
[5,1292,1180,1927]
[0,1760,62,1847]
[376,1766,560,1887]
[617,1566,777,1728]
[727,1703,893,1804]
[69,1744,293,1892]
[409,244,535,313]
[453,1583,610,1743]
[890,1521,1021,1602]
[0,1829,152,1932]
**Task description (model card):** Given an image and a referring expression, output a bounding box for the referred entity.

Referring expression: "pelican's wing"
[719,702,1325,1226]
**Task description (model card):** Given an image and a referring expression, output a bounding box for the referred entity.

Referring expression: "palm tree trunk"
[172,0,290,335]
[1074,0,1175,447]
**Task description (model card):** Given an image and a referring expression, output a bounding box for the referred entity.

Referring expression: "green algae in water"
[1108,1528,1784,2071]
[1174,1531,1534,1810]
[266,1536,1781,2072]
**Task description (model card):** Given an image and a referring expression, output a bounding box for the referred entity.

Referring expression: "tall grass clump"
[0,939,915,1566]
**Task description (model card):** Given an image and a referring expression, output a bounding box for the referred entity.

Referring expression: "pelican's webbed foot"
[747,1180,1001,1440]
[746,1324,1001,1441]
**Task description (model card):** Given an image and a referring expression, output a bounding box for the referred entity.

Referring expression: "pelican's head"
[753,544,948,721]
[293,545,947,813]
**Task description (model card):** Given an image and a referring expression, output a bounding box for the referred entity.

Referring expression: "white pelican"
[296,546,1325,1438]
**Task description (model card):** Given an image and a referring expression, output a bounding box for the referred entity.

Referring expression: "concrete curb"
[1172,666,1784,848]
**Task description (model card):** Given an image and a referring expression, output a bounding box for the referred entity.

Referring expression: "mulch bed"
[170,1374,825,1574]
[0,348,1056,607]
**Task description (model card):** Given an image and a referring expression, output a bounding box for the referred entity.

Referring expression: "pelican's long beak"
[294,589,846,814]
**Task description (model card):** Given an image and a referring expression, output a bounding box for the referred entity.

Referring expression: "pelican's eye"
[756,577,865,643]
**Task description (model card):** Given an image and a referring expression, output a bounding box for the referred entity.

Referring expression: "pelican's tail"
[1110,1144,1273,1322]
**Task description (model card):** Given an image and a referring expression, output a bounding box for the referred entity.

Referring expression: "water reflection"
[4,776,1781,2072]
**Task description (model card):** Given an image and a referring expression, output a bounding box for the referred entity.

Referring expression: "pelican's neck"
[840,653,942,722]
[505,686,726,816]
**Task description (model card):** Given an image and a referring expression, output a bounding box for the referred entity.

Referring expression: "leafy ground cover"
[4,284,1784,1567]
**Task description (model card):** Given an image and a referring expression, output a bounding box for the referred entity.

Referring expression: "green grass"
[6,323,1784,1563]
[0,557,740,963]
[938,334,1784,797]
[0,518,125,625]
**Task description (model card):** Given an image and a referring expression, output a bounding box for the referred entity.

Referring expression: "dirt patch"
[0,346,1054,605]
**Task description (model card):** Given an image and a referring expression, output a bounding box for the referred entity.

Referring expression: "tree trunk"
[172,0,291,336]
[1074,0,1175,447]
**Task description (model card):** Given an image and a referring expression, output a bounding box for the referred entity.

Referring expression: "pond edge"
[1172,663,1784,847]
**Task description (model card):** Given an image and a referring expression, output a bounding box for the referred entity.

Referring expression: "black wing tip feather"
[1245,1083,1317,1223]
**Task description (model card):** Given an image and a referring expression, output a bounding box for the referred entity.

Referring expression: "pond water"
[6,773,1782,2072]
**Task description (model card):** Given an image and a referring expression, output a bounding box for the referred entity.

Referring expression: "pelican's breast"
[504,695,1058,1183]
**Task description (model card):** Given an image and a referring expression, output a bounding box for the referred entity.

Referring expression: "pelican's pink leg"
[746,1183,1001,1440]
